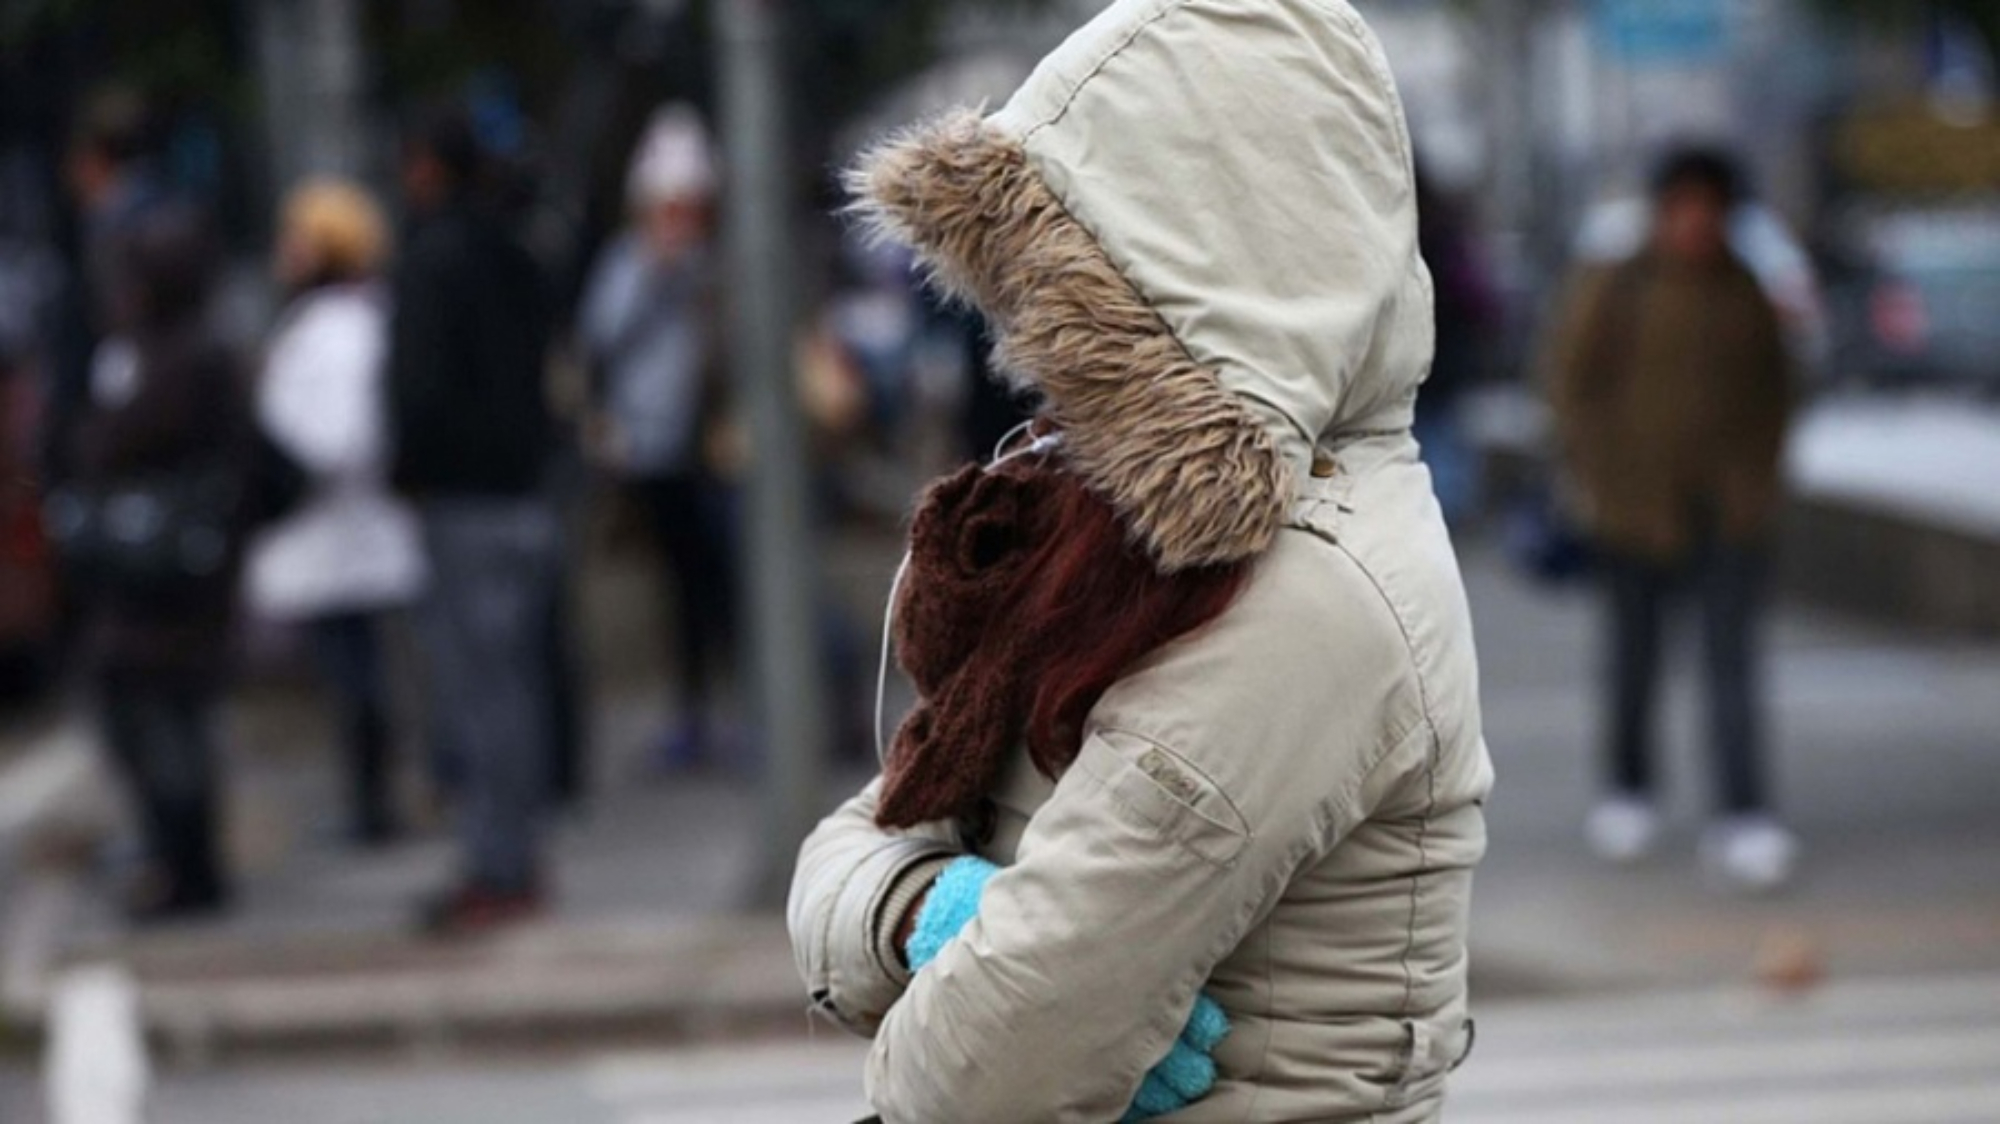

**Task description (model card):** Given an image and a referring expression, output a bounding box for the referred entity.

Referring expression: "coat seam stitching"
[1238,918,1278,1123]
[1396,731,1440,1020]
[1017,0,1198,146]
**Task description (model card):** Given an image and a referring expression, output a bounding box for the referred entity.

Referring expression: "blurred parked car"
[1824,205,2000,394]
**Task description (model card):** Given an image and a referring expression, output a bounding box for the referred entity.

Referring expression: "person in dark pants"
[539,446,592,809]
[578,106,738,769]
[1545,147,1797,891]
[245,181,426,845]
[69,206,249,922]
[1603,533,1768,816]
[389,106,560,935]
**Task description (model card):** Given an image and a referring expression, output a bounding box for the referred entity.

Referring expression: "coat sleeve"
[1734,280,1795,478]
[786,778,962,1036]
[1540,265,1618,509]
[861,554,1426,1124]
[260,302,388,479]
[1714,278,1796,537]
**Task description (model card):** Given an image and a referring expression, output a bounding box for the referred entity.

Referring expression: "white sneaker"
[1704,816,1800,892]
[1586,798,1661,864]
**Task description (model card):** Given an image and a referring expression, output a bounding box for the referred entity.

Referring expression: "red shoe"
[416,880,546,938]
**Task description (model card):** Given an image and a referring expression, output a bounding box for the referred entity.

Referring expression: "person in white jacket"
[246,180,426,844]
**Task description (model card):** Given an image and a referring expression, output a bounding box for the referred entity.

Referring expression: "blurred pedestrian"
[62,205,248,922]
[245,180,425,847]
[791,1,1491,1117]
[45,88,169,487]
[578,105,738,769]
[1544,146,1798,891]
[1414,165,1498,524]
[389,105,560,935]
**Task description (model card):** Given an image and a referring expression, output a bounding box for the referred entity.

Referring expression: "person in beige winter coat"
[788,2,1494,1120]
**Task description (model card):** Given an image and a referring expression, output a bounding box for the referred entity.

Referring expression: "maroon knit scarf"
[874,456,1248,830]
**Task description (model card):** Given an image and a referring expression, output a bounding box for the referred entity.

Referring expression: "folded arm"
[863,722,1333,1124]
[786,778,961,1036]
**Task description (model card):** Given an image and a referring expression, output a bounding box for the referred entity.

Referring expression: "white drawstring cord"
[991,418,1037,464]
[874,549,912,766]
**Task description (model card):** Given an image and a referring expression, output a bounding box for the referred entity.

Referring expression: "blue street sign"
[1593,0,1729,65]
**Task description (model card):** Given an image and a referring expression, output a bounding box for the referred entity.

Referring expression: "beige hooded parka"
[788,2,1494,1120]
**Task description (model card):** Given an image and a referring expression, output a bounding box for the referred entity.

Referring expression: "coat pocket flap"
[1076,728,1251,868]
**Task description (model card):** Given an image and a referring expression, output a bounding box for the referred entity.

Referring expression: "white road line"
[46,964,152,1124]
[1456,1025,2000,1098]
[1470,973,2000,1044]
[1453,1077,2000,1124]
[1454,975,2000,1124]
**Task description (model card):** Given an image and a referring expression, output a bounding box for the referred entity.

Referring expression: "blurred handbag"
[44,466,241,596]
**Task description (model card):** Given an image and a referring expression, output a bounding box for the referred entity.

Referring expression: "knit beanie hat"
[627,103,718,207]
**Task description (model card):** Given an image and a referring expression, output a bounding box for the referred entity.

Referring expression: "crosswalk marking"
[577,975,2000,1124]
[1453,1078,2000,1124]
[1452,974,2000,1124]
[1462,1025,2000,1097]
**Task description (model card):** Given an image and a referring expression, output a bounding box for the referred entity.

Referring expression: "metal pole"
[717,0,827,907]
[1485,0,1537,242]
[298,0,367,178]
[252,0,367,193]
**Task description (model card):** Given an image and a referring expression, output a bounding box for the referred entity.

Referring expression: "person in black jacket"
[389,106,561,935]
[70,205,248,922]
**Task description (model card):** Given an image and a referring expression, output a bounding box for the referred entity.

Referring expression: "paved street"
[11,971,1991,1123]
[1459,541,2000,992]
[1447,973,2000,1124]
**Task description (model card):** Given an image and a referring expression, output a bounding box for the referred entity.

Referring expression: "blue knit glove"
[901,856,1231,1121]
[1120,991,1229,1121]
[902,855,999,973]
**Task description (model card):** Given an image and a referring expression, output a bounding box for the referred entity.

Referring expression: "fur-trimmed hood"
[851,0,1434,572]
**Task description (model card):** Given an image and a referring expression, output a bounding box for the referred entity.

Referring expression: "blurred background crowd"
[0,1,1997,1121]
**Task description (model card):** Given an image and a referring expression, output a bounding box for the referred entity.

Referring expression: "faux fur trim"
[847,110,1292,572]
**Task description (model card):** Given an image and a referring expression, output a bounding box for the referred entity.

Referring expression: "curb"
[60,917,810,1064]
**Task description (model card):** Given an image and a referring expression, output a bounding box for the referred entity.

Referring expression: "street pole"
[252,0,367,192]
[717,0,828,907]
[297,0,367,178]
[1485,0,1536,246]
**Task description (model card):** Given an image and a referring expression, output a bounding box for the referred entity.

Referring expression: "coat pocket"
[1376,1015,1477,1110]
[1076,728,1252,868]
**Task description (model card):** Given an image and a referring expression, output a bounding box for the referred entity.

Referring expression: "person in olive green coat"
[1544,147,1797,891]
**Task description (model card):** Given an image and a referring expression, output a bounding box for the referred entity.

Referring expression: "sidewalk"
[3,529,1997,1063]
[0,526,898,1062]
